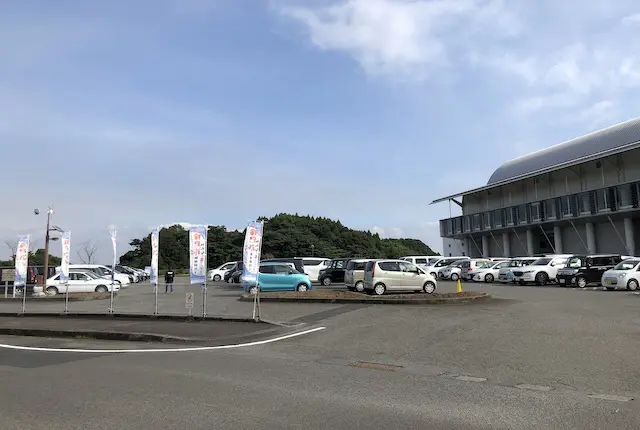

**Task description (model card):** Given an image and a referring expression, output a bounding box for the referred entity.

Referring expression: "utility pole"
[41,208,53,296]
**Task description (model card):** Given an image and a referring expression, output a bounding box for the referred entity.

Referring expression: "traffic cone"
[456,279,462,293]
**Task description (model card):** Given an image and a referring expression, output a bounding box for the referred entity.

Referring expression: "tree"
[29,249,62,266]
[77,240,98,264]
[119,214,438,270]
[4,240,16,260]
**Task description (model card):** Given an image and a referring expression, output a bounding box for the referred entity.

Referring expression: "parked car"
[318,258,351,286]
[243,261,312,294]
[459,259,491,280]
[363,259,437,295]
[601,258,640,291]
[224,262,243,283]
[111,265,139,282]
[344,259,372,292]
[438,260,467,281]
[399,256,440,268]
[296,257,331,282]
[497,257,538,283]
[423,256,470,278]
[208,261,238,281]
[261,258,305,275]
[512,255,570,285]
[471,260,511,283]
[45,270,120,295]
[61,264,130,287]
[556,254,623,288]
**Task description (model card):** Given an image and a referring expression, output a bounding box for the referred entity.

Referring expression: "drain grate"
[349,361,404,371]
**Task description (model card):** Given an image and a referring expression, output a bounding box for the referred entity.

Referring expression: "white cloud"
[622,13,640,24]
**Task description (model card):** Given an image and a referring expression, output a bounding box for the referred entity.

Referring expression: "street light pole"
[41,208,53,296]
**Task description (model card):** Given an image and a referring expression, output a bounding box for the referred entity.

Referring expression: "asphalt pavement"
[0,278,639,428]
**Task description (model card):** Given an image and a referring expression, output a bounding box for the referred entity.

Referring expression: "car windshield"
[613,260,640,270]
[79,271,99,279]
[508,260,525,267]
[478,261,496,269]
[566,257,583,268]
[532,258,552,266]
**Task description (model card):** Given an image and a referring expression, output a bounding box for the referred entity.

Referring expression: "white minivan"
[399,256,440,268]
[296,257,331,282]
[59,264,131,287]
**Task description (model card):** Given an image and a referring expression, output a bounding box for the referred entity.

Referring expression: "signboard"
[185,292,194,309]
[242,221,264,283]
[189,226,207,285]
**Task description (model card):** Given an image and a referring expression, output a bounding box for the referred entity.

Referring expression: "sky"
[1,0,640,262]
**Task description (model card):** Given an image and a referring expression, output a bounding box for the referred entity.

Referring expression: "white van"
[296,257,331,282]
[59,264,131,287]
[399,256,440,268]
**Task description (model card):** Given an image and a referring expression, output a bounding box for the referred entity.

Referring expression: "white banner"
[189,226,207,285]
[150,228,159,285]
[59,231,71,283]
[14,235,30,287]
[242,221,264,283]
[110,229,117,283]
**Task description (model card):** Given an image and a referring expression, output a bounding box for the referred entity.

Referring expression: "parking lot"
[1,277,639,428]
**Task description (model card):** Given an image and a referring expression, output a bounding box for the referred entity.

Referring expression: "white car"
[512,256,570,285]
[46,270,120,295]
[61,264,131,287]
[208,261,238,281]
[438,262,465,281]
[424,256,470,278]
[497,258,538,283]
[601,258,640,291]
[399,256,440,268]
[471,260,511,283]
[296,257,331,282]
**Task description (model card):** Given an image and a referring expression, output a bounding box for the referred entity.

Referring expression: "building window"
[560,196,573,218]
[577,192,592,215]
[464,216,472,232]
[506,208,514,226]
[531,202,541,222]
[446,219,453,235]
[596,189,611,213]
[454,217,463,234]
[494,209,504,228]
[517,205,528,225]
[544,199,557,220]
[484,212,492,229]
[472,214,481,231]
[616,184,634,209]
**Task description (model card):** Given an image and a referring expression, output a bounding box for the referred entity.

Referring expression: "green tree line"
[119,213,438,270]
[0,249,62,267]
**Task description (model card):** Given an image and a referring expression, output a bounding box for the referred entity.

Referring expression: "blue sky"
[2,0,640,262]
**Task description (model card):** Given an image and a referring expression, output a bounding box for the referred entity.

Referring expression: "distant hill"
[119,213,438,269]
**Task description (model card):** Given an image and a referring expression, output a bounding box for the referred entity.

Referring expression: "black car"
[556,254,622,288]
[261,258,305,275]
[224,262,244,283]
[318,258,352,286]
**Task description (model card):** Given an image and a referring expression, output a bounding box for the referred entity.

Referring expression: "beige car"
[363,259,437,295]
[344,259,371,292]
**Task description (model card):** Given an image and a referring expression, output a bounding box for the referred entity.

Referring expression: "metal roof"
[431,117,640,205]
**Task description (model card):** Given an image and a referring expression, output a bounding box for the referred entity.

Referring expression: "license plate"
[605,279,612,285]
[559,279,565,284]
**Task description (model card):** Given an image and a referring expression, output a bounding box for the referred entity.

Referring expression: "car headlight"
[618,274,626,279]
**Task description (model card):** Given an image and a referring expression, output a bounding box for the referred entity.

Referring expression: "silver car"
[601,258,640,291]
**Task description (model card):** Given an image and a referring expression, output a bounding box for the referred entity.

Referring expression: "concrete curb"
[238,292,490,305]
[0,327,207,343]
[0,312,266,324]
[0,294,112,302]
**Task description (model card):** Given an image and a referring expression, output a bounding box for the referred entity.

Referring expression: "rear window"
[378,261,400,271]
[347,261,366,270]
[303,259,322,266]
[364,261,375,271]
[415,258,427,264]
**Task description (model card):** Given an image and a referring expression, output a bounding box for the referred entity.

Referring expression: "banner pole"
[109,229,116,315]
[64,282,69,314]
[202,225,208,318]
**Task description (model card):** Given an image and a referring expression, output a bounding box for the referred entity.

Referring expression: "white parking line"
[516,384,553,392]
[0,326,326,353]
[454,375,487,382]
[587,394,634,402]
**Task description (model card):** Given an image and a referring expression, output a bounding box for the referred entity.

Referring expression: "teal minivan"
[243,261,312,294]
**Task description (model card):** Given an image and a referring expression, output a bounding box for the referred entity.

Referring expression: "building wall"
[461,150,640,215]
[594,220,627,254]
[442,237,467,257]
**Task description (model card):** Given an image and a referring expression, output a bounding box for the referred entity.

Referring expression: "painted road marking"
[0,326,326,354]
[516,384,553,392]
[454,375,487,382]
[588,394,634,402]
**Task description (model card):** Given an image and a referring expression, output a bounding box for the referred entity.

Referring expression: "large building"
[433,117,640,258]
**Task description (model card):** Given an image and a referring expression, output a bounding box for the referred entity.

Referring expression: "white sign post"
[185,292,194,318]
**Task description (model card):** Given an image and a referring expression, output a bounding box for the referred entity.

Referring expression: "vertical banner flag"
[189,226,207,285]
[242,221,264,283]
[150,228,159,285]
[110,229,117,283]
[59,232,71,283]
[14,235,30,287]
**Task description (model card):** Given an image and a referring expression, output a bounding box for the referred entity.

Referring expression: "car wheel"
[322,277,332,286]
[213,274,221,282]
[535,272,548,286]
[354,281,364,292]
[95,285,108,293]
[484,273,494,283]
[249,286,259,295]
[45,286,58,296]
[450,273,459,281]
[627,279,639,291]
[296,283,308,292]
[576,276,588,288]
[373,283,386,296]
[423,281,436,294]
